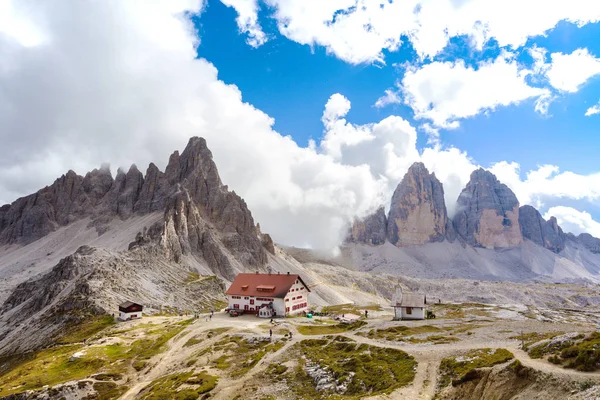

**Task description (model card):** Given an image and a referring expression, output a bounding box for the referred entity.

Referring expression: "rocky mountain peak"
[518,205,565,253]
[347,206,387,245]
[0,137,272,273]
[386,162,447,246]
[453,168,522,248]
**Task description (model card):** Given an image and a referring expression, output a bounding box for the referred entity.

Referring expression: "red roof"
[226,273,310,298]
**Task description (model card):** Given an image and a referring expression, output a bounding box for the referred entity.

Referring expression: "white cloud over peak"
[400,55,549,128]
[544,48,600,92]
[489,162,600,211]
[2,0,600,251]
[220,0,268,47]
[544,206,600,238]
[586,101,600,116]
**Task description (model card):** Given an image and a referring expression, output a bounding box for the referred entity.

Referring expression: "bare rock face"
[134,162,169,213]
[574,233,600,254]
[387,163,447,246]
[519,205,565,253]
[453,169,522,249]
[0,170,96,244]
[160,138,268,277]
[347,207,387,245]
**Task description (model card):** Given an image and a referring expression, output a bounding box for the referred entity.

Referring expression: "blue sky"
[2,0,600,247]
[197,1,600,175]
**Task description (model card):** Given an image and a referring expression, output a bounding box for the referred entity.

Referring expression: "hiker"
[269,329,273,340]
[211,309,214,316]
[209,314,212,321]
[289,331,293,339]
[364,310,368,319]
[270,318,273,324]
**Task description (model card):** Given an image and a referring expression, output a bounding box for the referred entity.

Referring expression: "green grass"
[287,336,416,399]
[92,381,129,400]
[358,324,466,344]
[209,336,285,377]
[0,317,194,396]
[139,371,217,400]
[510,331,565,350]
[321,304,382,315]
[296,321,366,335]
[533,332,600,371]
[184,336,203,348]
[0,345,104,396]
[438,348,514,388]
[56,315,116,345]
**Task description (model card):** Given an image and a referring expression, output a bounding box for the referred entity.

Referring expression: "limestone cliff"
[347,207,387,245]
[453,169,522,249]
[0,137,271,276]
[386,162,447,246]
[519,205,565,253]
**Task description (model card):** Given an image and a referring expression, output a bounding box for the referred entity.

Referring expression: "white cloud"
[489,162,600,211]
[0,0,480,250]
[545,48,600,92]
[259,0,600,63]
[374,89,402,109]
[544,206,600,237]
[585,100,600,116]
[219,0,267,47]
[2,0,599,251]
[401,54,549,128]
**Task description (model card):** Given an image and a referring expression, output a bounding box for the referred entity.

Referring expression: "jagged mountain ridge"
[0,137,274,280]
[347,163,600,282]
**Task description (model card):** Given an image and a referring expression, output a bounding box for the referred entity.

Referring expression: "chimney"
[287,271,290,275]
[256,271,259,274]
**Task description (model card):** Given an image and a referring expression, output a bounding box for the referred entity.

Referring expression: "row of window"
[290,287,305,292]
[231,296,242,299]
[256,297,274,301]
[285,302,308,312]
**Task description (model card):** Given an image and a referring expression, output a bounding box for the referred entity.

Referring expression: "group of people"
[193,309,215,321]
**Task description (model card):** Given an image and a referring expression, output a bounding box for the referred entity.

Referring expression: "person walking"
[269,329,273,340]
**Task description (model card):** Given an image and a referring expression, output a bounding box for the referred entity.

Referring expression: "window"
[234,304,239,309]
[406,307,412,315]
[250,299,254,305]
[297,295,302,299]
[244,305,249,310]
[286,307,290,313]
[292,297,295,300]
[244,297,249,300]
[285,298,289,302]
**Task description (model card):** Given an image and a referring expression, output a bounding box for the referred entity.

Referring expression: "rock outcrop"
[347,207,387,245]
[519,205,565,253]
[387,163,447,246]
[453,169,522,249]
[0,137,271,275]
[573,233,600,254]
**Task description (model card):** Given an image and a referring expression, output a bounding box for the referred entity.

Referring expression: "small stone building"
[119,301,143,321]
[392,288,426,320]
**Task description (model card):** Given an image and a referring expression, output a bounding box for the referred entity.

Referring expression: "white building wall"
[119,311,141,321]
[401,307,425,320]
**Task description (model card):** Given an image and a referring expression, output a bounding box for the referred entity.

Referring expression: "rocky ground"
[2,302,600,399]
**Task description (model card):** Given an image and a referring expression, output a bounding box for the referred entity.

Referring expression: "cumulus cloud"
[2,0,600,251]
[489,162,600,210]
[400,54,549,128]
[544,48,600,92]
[586,100,600,116]
[544,206,600,237]
[252,0,600,63]
[0,0,480,250]
[374,89,402,109]
[219,0,267,47]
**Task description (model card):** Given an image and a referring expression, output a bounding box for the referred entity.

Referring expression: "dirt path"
[118,315,600,399]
